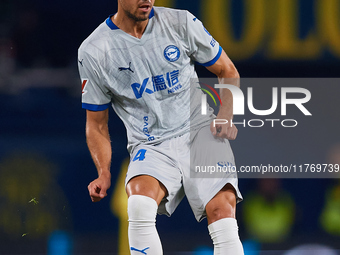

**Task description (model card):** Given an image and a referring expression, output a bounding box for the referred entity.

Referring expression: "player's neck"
[112,13,149,39]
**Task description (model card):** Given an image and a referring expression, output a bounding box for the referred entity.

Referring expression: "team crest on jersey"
[164,45,180,62]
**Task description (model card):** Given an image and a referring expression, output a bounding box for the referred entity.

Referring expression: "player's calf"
[206,184,244,255]
[128,195,163,255]
[208,218,244,255]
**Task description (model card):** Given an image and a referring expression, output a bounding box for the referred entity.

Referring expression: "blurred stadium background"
[0,0,340,254]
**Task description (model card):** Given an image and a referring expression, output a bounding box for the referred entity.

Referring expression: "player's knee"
[207,204,235,222]
[128,195,158,222]
[206,188,237,222]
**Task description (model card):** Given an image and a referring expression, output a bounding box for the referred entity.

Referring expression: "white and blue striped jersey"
[78,7,222,152]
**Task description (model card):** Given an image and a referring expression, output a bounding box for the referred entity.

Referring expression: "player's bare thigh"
[126,175,168,205]
[205,183,237,225]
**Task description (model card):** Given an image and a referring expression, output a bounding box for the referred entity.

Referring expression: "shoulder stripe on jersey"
[82,103,111,111]
[106,8,155,30]
[196,46,223,67]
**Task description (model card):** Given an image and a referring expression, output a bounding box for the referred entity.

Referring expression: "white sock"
[208,218,244,255]
[128,195,163,255]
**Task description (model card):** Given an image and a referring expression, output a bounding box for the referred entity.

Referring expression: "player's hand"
[88,173,111,202]
[210,119,238,140]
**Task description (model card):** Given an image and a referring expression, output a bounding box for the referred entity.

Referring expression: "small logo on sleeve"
[164,45,180,62]
[81,79,88,94]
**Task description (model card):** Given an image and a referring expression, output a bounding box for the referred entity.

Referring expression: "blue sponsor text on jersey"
[143,116,155,141]
[200,23,216,47]
[217,161,235,169]
[210,38,217,47]
[131,70,182,99]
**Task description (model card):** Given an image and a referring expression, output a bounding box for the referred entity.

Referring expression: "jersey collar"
[106,8,155,30]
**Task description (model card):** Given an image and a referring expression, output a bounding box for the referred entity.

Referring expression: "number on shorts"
[133,149,146,162]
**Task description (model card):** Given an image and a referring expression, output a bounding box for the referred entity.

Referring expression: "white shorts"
[125,125,243,222]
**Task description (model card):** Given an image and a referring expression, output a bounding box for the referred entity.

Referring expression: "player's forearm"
[206,50,240,120]
[86,124,112,177]
[218,65,240,121]
[217,89,234,121]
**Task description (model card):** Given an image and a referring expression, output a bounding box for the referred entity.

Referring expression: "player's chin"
[137,14,149,21]
[132,14,148,22]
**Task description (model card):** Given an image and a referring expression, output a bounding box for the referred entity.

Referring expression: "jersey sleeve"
[78,50,111,111]
[185,11,222,67]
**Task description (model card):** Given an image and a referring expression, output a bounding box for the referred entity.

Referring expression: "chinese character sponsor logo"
[131,78,154,99]
[131,70,182,99]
